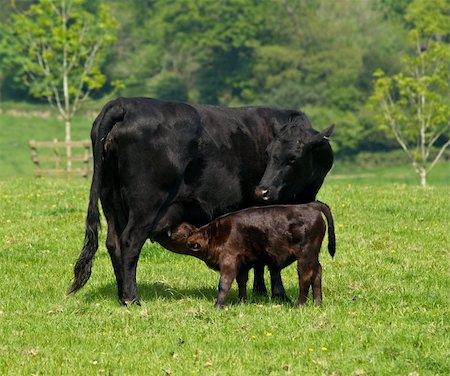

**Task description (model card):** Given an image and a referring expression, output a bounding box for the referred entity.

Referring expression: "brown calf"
[171,201,335,308]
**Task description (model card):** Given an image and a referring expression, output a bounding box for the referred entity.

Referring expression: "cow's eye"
[288,156,296,165]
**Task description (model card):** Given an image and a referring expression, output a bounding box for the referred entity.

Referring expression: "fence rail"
[29,139,92,178]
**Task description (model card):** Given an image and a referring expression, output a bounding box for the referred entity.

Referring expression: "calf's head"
[255,122,334,203]
[170,222,209,252]
[170,223,198,244]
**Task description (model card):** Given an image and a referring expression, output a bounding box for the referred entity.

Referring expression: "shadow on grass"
[83,281,218,304]
[83,281,298,306]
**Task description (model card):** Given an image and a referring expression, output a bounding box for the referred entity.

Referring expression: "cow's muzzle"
[254,186,272,202]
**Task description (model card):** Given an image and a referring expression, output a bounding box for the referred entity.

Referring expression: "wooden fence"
[28,140,92,177]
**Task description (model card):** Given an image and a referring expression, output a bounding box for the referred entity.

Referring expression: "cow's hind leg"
[105,222,123,301]
[120,223,149,306]
[101,184,126,302]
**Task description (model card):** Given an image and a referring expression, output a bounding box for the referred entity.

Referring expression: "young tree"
[369,0,450,187]
[3,0,119,167]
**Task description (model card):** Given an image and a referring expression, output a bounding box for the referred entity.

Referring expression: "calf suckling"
[171,201,336,308]
[67,97,334,306]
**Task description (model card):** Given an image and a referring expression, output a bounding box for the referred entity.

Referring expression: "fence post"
[28,140,92,177]
[29,140,41,177]
[52,138,60,170]
[83,141,90,178]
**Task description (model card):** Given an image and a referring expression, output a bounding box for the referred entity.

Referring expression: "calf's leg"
[296,261,313,307]
[216,262,237,308]
[312,262,323,305]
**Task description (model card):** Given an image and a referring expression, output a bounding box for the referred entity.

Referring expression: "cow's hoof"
[272,294,291,303]
[252,288,269,298]
[122,298,141,306]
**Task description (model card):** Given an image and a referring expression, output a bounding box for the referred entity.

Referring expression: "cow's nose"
[255,186,271,201]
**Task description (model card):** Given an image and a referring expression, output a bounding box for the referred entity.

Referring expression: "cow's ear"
[271,118,283,137]
[322,124,335,139]
[310,124,335,146]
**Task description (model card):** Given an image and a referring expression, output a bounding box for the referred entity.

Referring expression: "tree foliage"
[2,0,119,147]
[369,0,450,187]
[1,0,438,161]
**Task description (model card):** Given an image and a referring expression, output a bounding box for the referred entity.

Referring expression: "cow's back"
[99,97,307,237]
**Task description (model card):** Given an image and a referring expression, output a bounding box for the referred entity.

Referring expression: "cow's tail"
[316,201,336,258]
[67,98,126,295]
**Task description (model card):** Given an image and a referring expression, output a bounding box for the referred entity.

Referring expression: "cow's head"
[254,122,334,203]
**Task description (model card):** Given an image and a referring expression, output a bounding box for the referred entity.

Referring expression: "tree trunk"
[65,119,72,171]
[419,168,427,188]
[62,3,71,172]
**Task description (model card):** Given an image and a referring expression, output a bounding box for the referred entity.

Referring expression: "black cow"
[67,97,334,305]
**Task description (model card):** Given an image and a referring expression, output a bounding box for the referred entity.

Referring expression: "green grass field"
[0,177,449,375]
[0,112,92,177]
[0,110,449,374]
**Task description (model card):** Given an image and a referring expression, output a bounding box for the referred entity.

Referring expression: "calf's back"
[212,204,327,267]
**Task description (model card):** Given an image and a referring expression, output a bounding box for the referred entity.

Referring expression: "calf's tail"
[67,98,125,295]
[316,201,336,258]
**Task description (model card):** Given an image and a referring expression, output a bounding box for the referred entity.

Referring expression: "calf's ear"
[183,223,198,237]
[171,223,197,242]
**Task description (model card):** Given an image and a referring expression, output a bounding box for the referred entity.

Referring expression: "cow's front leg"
[269,267,290,302]
[252,264,268,297]
[216,262,237,308]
